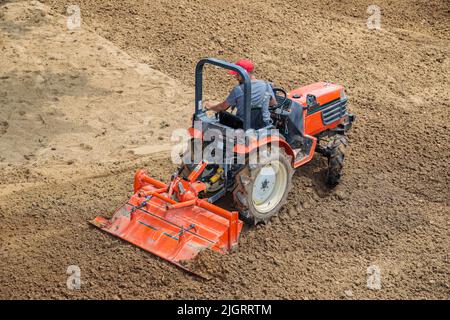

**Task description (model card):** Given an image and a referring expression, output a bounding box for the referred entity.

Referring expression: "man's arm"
[205,101,229,112]
[268,83,277,107]
[205,87,237,112]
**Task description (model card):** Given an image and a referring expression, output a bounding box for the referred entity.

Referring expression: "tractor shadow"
[214,154,333,234]
[293,155,333,199]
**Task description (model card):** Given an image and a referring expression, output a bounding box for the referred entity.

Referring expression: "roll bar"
[195,58,252,130]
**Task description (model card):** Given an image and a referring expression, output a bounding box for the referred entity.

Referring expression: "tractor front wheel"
[325,135,348,188]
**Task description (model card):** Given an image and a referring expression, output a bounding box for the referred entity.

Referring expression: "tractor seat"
[218,108,271,130]
[218,111,243,129]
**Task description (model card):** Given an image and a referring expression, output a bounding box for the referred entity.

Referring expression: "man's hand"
[204,101,213,110]
[269,96,277,107]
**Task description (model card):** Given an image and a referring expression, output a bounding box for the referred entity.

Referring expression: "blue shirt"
[225,80,274,124]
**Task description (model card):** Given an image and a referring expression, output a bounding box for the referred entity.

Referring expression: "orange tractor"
[92,58,354,273]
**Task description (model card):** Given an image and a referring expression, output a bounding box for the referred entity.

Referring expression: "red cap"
[228,59,254,75]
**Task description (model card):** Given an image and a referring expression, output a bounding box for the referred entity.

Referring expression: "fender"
[233,135,296,165]
[189,126,296,164]
[293,134,317,168]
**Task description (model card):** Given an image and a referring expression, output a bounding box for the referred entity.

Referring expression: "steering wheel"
[272,87,288,110]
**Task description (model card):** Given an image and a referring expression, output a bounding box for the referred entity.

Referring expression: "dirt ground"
[1,0,449,299]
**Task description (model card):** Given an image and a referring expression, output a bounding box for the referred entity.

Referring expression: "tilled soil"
[1,0,449,299]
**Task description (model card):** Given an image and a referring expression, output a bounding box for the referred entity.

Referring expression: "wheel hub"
[253,167,277,205]
[251,161,288,214]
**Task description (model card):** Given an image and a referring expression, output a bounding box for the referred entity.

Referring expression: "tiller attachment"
[91,163,243,272]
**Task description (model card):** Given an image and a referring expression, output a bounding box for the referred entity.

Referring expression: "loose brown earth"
[1,0,449,299]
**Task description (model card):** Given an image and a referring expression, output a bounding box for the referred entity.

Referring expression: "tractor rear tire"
[233,147,294,225]
[325,135,348,188]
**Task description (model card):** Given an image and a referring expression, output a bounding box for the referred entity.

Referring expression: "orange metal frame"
[92,167,243,274]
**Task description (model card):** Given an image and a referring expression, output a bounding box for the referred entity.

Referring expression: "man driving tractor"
[204,59,277,128]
